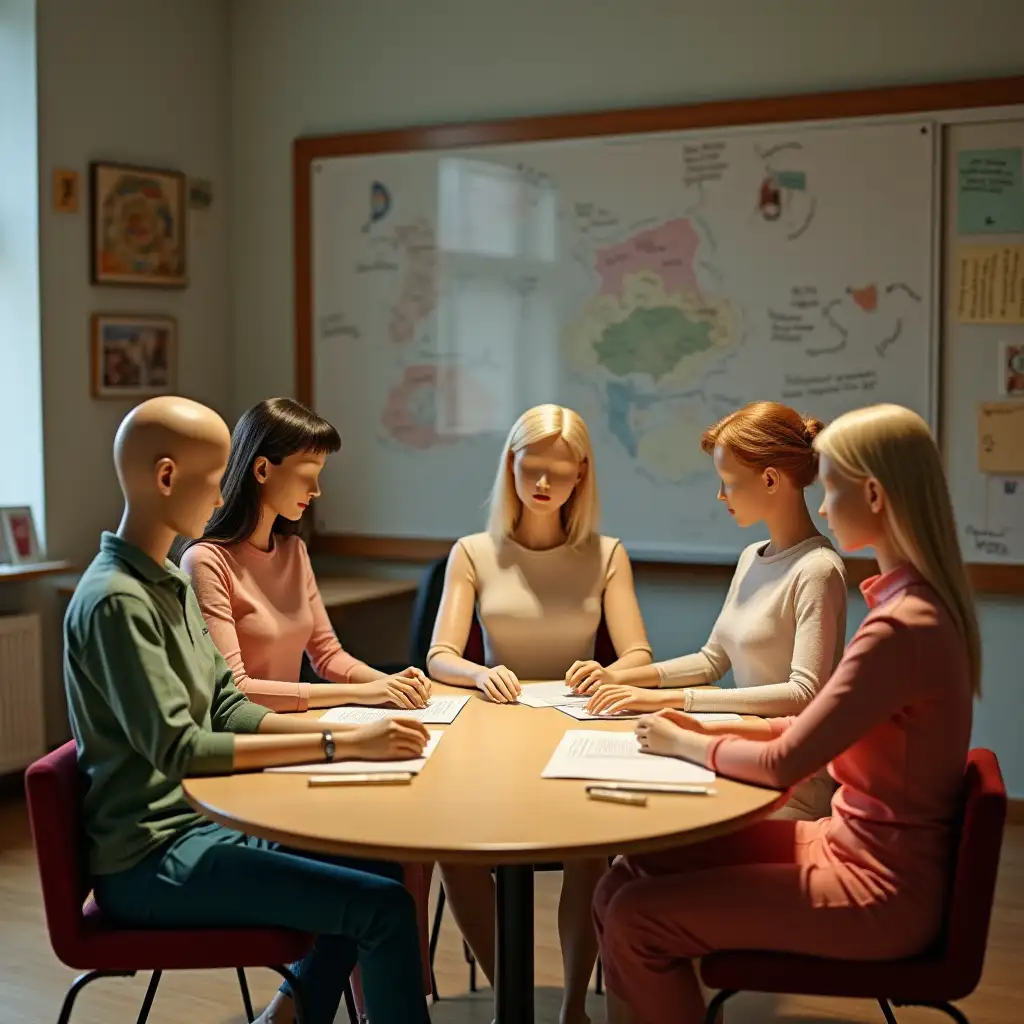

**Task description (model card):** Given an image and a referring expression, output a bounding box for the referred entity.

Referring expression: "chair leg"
[465,939,477,992]
[134,970,162,1024]
[237,967,256,1022]
[428,882,446,1002]
[878,999,900,1023]
[704,988,737,1024]
[893,1002,970,1024]
[269,964,310,1024]
[342,980,360,1024]
[56,970,135,1024]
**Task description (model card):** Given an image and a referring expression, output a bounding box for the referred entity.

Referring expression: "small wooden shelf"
[0,560,75,584]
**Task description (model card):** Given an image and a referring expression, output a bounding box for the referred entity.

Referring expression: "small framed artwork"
[91,314,177,399]
[0,507,41,565]
[90,161,187,287]
[53,169,79,213]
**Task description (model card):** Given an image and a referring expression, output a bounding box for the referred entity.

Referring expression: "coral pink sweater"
[706,564,973,896]
[181,537,367,712]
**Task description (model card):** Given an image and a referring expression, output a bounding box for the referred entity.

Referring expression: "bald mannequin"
[63,396,431,1024]
[113,396,233,564]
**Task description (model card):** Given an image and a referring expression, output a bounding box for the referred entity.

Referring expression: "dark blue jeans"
[94,821,429,1024]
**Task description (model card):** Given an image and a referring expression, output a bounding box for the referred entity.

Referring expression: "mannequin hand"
[360,675,428,710]
[348,718,429,760]
[391,666,432,702]
[586,684,665,715]
[566,661,616,693]
[473,665,521,704]
[657,708,709,731]
[635,709,711,758]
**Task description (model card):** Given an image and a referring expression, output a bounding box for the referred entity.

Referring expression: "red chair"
[25,741,359,1024]
[699,748,1007,1024]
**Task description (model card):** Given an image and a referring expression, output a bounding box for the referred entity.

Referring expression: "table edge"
[183,785,789,865]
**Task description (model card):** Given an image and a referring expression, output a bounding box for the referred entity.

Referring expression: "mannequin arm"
[426,542,487,687]
[602,542,654,670]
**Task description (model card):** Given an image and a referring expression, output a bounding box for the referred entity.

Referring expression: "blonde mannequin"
[427,403,652,1024]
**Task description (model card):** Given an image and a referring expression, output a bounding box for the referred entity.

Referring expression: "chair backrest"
[24,740,91,964]
[413,548,621,672]
[409,554,454,669]
[934,748,1007,995]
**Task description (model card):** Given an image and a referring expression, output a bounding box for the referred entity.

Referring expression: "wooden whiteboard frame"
[294,75,1024,594]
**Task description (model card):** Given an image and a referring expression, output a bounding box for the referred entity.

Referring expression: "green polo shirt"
[64,532,270,875]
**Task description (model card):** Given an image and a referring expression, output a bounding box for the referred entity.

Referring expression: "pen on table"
[585,782,716,796]
[307,772,413,787]
[587,787,648,807]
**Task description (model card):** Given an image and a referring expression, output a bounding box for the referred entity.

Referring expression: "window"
[436,156,560,436]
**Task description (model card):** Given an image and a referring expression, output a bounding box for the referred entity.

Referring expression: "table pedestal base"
[495,864,535,1024]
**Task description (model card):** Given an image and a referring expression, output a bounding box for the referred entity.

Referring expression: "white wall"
[229,0,1024,796]
[0,0,44,536]
[37,0,233,567]
[10,0,233,745]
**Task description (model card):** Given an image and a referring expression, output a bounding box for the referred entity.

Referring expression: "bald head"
[114,396,231,539]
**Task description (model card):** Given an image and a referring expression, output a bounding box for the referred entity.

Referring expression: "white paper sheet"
[541,730,715,785]
[318,695,469,725]
[266,730,443,775]
[555,705,742,723]
[516,681,588,708]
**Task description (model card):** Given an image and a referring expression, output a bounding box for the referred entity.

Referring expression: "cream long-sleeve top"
[426,532,653,680]
[661,536,848,716]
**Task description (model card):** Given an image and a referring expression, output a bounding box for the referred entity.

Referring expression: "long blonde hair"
[815,404,981,694]
[487,404,600,546]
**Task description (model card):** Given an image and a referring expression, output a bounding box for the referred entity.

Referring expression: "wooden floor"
[1,795,1020,1024]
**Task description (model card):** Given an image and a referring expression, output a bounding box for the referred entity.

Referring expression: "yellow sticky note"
[955,245,1024,324]
[978,402,1024,474]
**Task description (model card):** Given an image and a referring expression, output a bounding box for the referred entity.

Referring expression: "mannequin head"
[113,396,231,540]
[194,397,340,548]
[701,401,823,529]
[488,404,598,546]
[815,403,980,693]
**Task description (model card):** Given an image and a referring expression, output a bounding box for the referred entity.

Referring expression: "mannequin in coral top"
[180,398,429,713]
[427,404,653,1024]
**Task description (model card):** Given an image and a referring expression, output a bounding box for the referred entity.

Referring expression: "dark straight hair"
[182,397,341,554]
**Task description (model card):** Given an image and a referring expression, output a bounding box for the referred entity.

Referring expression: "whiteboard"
[943,118,1024,566]
[311,119,937,561]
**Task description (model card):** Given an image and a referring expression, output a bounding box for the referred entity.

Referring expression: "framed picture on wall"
[91,314,177,399]
[90,161,187,287]
[0,507,41,565]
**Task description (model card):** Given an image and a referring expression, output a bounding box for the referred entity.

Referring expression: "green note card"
[957,148,1024,235]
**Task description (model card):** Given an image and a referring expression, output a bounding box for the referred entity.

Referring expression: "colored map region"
[595,306,714,381]
[380,363,493,449]
[565,216,736,483]
[595,218,700,298]
[387,219,436,345]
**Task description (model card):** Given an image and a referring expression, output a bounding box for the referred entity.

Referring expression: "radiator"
[0,613,45,774]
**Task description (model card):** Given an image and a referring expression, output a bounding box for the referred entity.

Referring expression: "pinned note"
[986,475,1024,534]
[955,245,1024,324]
[957,148,1024,235]
[978,402,1024,474]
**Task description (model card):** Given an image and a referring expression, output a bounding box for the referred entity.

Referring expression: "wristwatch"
[321,730,335,763]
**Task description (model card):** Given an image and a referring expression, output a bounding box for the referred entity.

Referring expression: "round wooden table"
[184,685,786,1023]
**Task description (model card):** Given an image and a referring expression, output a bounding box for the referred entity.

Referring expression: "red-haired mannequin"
[583,401,848,820]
